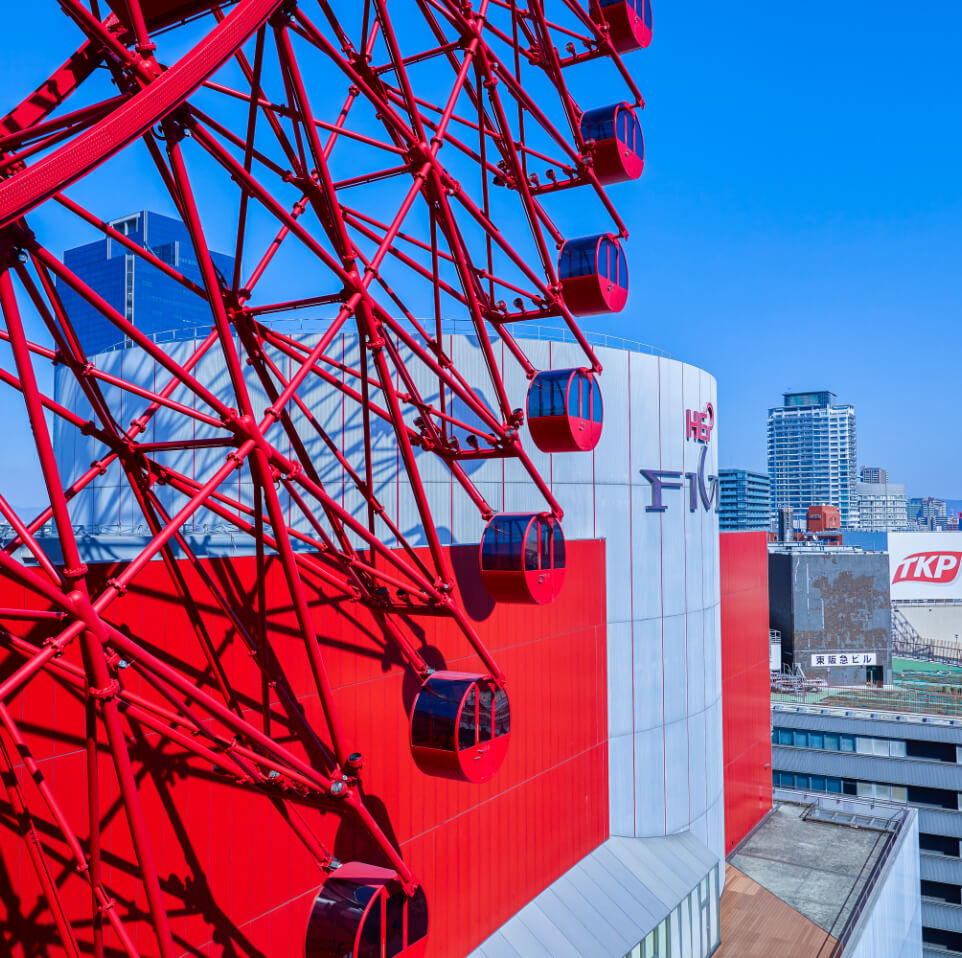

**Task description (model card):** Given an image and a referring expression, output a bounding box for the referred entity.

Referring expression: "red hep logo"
[686,402,715,443]
[893,552,962,585]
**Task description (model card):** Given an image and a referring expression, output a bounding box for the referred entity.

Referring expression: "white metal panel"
[607,621,634,738]
[632,616,666,734]
[664,716,692,835]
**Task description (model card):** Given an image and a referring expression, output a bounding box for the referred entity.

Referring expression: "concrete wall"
[768,550,892,684]
[54,331,726,862]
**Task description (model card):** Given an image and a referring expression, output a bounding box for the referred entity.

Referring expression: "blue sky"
[604,1,962,496]
[1,2,960,504]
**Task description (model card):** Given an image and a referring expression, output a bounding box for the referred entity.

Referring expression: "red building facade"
[0,540,607,957]
[720,530,773,852]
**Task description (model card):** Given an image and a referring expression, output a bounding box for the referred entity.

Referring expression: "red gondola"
[527,369,603,453]
[410,672,510,783]
[305,862,428,958]
[580,103,644,184]
[591,0,653,53]
[479,513,566,605]
[106,0,219,30]
[558,234,628,316]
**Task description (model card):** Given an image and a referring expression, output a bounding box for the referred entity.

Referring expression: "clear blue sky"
[1,2,960,505]
[595,0,962,497]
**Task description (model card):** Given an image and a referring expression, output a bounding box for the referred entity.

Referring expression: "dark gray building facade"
[769,547,892,685]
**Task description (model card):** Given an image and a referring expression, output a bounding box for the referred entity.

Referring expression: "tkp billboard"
[889,532,962,601]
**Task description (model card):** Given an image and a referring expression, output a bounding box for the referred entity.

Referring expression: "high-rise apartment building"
[58,210,234,355]
[718,469,771,531]
[767,391,858,528]
[861,466,889,484]
[857,480,909,531]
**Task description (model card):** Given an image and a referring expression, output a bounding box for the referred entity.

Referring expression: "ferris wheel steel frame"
[0,0,648,954]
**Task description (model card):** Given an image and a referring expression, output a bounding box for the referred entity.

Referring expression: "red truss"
[0,0,648,954]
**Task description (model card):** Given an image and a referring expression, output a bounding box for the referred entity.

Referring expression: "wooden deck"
[715,864,838,958]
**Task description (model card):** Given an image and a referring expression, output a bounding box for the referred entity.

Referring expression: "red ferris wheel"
[0,0,649,954]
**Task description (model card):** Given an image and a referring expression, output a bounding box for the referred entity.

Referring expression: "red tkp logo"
[892,552,962,584]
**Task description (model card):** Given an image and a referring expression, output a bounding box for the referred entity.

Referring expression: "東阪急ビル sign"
[810,652,877,668]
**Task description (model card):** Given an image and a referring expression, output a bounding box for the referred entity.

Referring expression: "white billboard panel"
[888,532,962,601]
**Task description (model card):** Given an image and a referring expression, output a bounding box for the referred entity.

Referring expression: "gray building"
[862,466,891,484]
[920,498,950,530]
[768,390,858,528]
[718,469,771,531]
[768,546,892,684]
[858,480,910,531]
[773,702,962,957]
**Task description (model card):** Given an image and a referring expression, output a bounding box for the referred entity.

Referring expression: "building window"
[774,770,904,801]
[124,253,135,322]
[920,833,960,857]
[622,864,720,958]
[773,727,905,758]
[856,782,906,803]
[906,739,957,763]
[923,927,962,954]
[908,785,960,810]
[922,880,962,905]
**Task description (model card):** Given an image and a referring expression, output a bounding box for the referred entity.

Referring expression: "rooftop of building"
[767,542,881,555]
[86,315,675,359]
[773,658,962,721]
[781,390,838,408]
[719,468,770,479]
[723,791,912,955]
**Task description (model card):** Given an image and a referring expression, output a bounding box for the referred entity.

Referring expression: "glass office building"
[767,390,858,528]
[719,469,771,531]
[57,210,234,355]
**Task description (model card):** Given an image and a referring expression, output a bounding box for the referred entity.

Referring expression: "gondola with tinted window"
[479,513,566,604]
[590,0,653,53]
[409,672,510,783]
[305,862,428,958]
[580,103,644,184]
[558,234,628,316]
[527,369,603,453]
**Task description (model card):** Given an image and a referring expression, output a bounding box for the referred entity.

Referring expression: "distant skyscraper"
[919,497,948,530]
[57,210,234,355]
[718,469,771,531]
[860,466,889,484]
[856,480,908,531]
[767,390,858,528]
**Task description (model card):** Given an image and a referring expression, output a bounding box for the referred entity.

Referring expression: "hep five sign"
[641,402,718,514]
[889,533,962,600]
[686,402,715,444]
[893,552,962,585]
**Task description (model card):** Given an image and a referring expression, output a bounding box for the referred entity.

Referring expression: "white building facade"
[767,390,858,528]
[858,480,910,531]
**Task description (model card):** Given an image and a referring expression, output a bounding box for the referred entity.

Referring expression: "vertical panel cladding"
[720,531,773,853]
[0,540,607,958]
